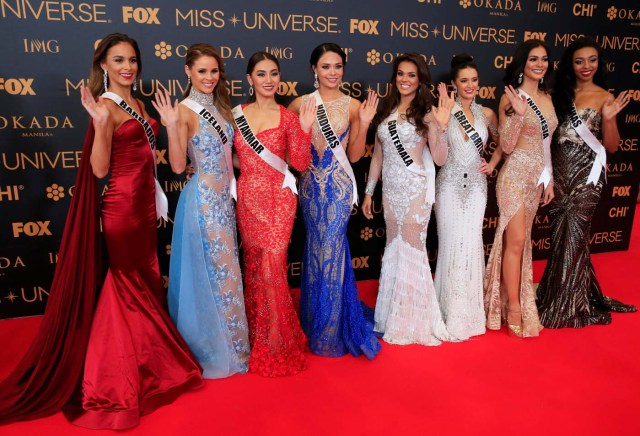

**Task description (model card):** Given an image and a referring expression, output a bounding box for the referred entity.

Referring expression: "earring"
[132,76,137,91]
[539,77,544,85]
[187,75,191,84]
[517,72,523,85]
[249,85,254,96]
[103,69,108,92]
[452,86,458,95]
[314,73,319,89]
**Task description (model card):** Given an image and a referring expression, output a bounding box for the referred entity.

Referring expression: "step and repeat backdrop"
[1,0,639,318]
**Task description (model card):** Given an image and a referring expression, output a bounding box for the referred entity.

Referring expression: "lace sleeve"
[365,134,383,195]
[425,112,448,166]
[284,108,312,172]
[498,113,524,154]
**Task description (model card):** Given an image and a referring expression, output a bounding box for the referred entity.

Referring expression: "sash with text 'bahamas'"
[569,101,607,185]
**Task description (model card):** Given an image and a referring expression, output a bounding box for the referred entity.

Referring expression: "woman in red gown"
[233,52,317,376]
[0,33,203,430]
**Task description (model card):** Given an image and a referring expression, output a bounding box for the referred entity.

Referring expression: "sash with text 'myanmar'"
[387,111,435,204]
[312,90,358,205]
[518,89,552,188]
[232,104,298,194]
[451,103,484,155]
[569,101,607,185]
[101,91,168,219]
[181,98,237,200]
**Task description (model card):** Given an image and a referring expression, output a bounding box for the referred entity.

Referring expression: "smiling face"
[523,45,549,82]
[572,46,599,83]
[248,59,280,99]
[453,66,479,102]
[100,42,138,91]
[313,51,344,90]
[186,55,219,94]
[395,61,420,98]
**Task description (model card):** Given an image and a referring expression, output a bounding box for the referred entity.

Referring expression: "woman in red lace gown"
[0,34,203,430]
[233,52,316,376]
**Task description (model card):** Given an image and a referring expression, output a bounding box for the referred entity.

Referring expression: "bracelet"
[365,180,377,196]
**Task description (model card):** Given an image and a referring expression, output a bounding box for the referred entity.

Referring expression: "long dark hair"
[184,43,232,123]
[89,33,141,98]
[309,42,347,69]
[504,39,552,91]
[450,53,478,82]
[552,36,608,124]
[373,53,433,135]
[245,51,280,103]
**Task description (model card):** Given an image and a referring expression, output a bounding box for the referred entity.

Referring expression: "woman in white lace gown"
[434,54,501,340]
[362,54,454,345]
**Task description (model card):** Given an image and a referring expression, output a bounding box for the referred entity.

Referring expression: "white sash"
[518,89,552,188]
[311,91,359,205]
[101,92,168,220]
[451,103,484,155]
[387,112,435,204]
[569,102,607,185]
[231,105,298,194]
[181,99,237,200]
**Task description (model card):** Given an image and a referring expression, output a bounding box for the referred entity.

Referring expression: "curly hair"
[372,53,433,135]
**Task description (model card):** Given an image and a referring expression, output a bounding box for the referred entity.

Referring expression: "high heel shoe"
[506,309,523,338]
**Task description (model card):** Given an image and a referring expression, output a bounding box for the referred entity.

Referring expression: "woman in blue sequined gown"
[153,44,250,378]
[289,43,380,358]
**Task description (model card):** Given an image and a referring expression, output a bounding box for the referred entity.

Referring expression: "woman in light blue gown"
[154,43,250,378]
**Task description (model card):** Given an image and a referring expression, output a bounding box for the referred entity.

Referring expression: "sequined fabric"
[435,102,488,340]
[536,108,636,328]
[299,94,381,358]
[234,105,311,376]
[369,112,453,345]
[168,92,250,378]
[484,101,558,337]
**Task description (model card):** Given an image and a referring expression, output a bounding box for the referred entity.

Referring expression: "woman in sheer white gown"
[362,54,454,345]
[434,54,501,340]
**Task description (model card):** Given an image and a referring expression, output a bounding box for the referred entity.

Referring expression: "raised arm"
[601,90,631,153]
[425,83,454,166]
[347,91,378,162]
[498,86,527,155]
[285,100,315,171]
[80,86,114,179]
[152,88,189,174]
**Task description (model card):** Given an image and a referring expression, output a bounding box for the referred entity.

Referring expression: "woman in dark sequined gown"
[536,37,636,328]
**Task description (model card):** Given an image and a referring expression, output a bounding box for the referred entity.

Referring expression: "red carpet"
[1,212,639,435]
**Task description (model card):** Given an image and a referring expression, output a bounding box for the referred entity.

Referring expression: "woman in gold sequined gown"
[484,40,557,338]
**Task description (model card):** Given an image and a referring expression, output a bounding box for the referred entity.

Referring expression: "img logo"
[0,77,35,95]
[349,19,379,35]
[22,39,59,54]
[122,6,160,24]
